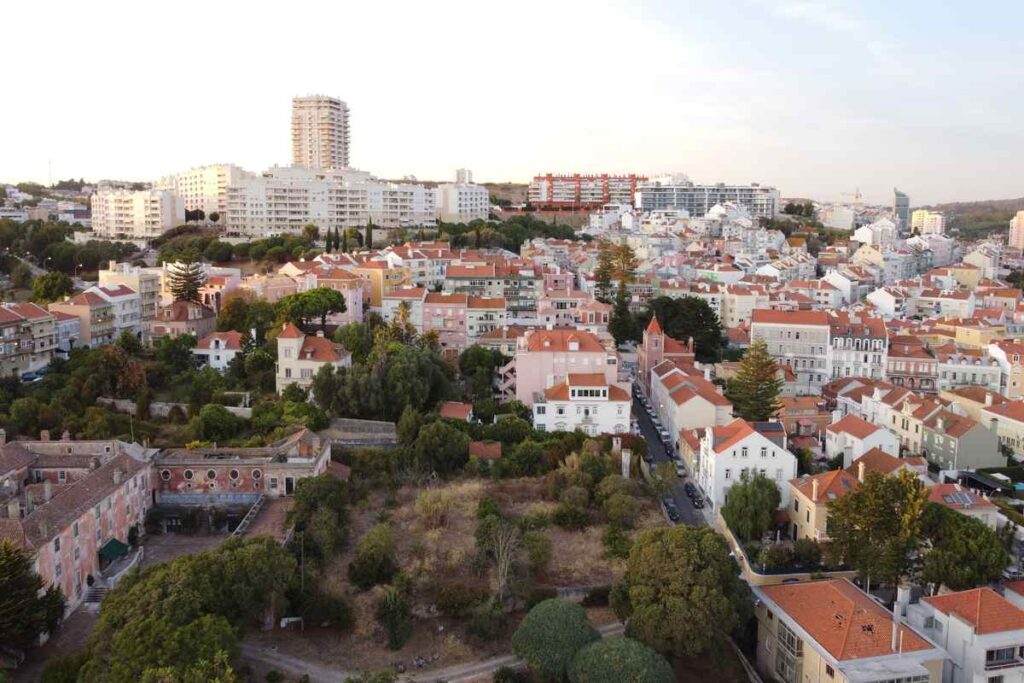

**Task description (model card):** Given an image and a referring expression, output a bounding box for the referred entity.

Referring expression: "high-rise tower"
[291,95,350,169]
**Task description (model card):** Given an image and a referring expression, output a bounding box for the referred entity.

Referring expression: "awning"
[98,538,130,562]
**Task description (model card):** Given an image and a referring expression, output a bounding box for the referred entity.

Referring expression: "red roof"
[790,469,859,503]
[438,401,473,421]
[469,441,502,460]
[646,316,663,334]
[927,483,995,510]
[299,336,348,363]
[751,309,829,326]
[278,323,304,339]
[525,329,605,353]
[195,331,245,351]
[826,414,879,439]
[924,589,1024,634]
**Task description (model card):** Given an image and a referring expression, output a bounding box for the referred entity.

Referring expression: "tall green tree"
[612,526,751,658]
[167,261,206,304]
[608,282,640,344]
[721,470,782,541]
[512,599,599,681]
[413,420,470,474]
[593,244,615,304]
[365,218,375,249]
[826,470,929,590]
[920,502,1008,592]
[726,339,783,422]
[32,271,73,303]
[642,296,723,362]
[0,540,66,649]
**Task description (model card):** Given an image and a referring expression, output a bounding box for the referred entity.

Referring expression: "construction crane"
[840,188,863,210]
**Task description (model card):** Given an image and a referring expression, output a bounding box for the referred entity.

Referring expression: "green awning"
[98,538,130,562]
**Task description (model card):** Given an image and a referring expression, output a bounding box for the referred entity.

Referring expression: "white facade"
[224,166,437,237]
[532,374,631,437]
[156,164,253,218]
[90,189,184,241]
[292,95,350,169]
[697,419,796,510]
[911,209,946,235]
[98,260,162,320]
[435,183,489,223]
[635,175,779,219]
[825,415,900,468]
[85,284,142,337]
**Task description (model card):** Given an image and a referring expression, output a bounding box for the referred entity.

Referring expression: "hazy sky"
[3,0,1022,205]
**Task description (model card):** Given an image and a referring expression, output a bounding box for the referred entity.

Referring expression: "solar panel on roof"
[943,492,974,506]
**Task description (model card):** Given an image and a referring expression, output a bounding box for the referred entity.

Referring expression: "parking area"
[140,531,228,568]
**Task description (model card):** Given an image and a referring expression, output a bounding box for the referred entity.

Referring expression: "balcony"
[985,656,1024,672]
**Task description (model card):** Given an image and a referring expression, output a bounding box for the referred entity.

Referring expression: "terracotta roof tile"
[924,588,1024,634]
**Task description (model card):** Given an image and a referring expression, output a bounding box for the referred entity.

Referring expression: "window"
[987,647,1016,667]
[160,469,171,481]
[825,664,834,678]
[793,499,800,512]
[230,469,239,480]
[58,470,66,483]
[252,469,262,480]
[53,537,60,552]
[760,447,767,458]
[285,368,292,378]
[741,447,748,458]
[270,478,278,490]
[725,468,731,480]
[73,546,80,561]
[72,522,79,538]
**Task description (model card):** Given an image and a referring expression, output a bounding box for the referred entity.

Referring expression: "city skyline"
[3,0,1023,205]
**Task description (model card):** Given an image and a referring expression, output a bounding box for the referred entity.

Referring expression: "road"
[241,622,625,683]
[632,391,708,527]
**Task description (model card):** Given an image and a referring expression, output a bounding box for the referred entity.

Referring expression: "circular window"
[183,470,193,481]
[251,469,262,480]
[207,470,217,480]
[160,470,171,481]
[229,469,239,480]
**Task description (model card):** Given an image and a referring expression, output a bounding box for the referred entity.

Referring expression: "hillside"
[923,197,1024,238]
[482,182,528,206]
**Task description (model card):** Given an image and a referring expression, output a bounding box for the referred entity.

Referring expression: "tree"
[301,223,320,243]
[32,271,73,303]
[412,420,470,475]
[376,587,412,650]
[304,287,347,332]
[365,218,374,249]
[116,330,142,354]
[0,540,66,649]
[489,519,521,602]
[397,405,422,446]
[568,637,674,683]
[642,296,723,362]
[826,470,929,591]
[726,339,783,422]
[511,599,600,681]
[197,404,244,442]
[613,526,752,657]
[348,523,397,589]
[10,261,33,289]
[167,261,205,304]
[208,211,221,224]
[721,470,782,541]
[594,245,615,303]
[920,502,1008,592]
[608,283,640,345]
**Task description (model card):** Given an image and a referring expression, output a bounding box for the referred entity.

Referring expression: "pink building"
[544,269,575,293]
[507,328,625,406]
[238,274,301,303]
[423,292,468,356]
[0,437,151,615]
[309,265,365,325]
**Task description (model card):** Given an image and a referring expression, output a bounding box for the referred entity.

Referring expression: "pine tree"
[341,229,349,253]
[726,339,783,422]
[167,261,206,304]
[594,243,615,304]
[608,283,639,345]
[365,218,375,250]
[324,228,334,254]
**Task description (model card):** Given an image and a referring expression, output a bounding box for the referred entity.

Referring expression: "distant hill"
[923,197,1024,238]
[483,182,528,206]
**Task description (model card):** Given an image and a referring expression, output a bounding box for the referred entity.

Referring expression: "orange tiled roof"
[525,329,604,353]
[826,415,879,440]
[924,588,1024,634]
[790,469,859,503]
[438,401,473,421]
[927,483,995,510]
[751,309,829,326]
[761,580,932,660]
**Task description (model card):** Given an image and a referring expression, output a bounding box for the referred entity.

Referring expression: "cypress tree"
[726,339,783,422]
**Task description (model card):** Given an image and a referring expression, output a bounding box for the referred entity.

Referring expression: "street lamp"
[75,263,83,277]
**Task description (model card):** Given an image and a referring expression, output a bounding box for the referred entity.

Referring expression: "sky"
[2,0,1022,206]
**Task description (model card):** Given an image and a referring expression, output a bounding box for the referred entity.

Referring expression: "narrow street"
[631,392,707,527]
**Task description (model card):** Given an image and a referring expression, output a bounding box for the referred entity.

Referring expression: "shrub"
[602,525,632,560]
[266,671,284,683]
[554,504,588,530]
[415,489,455,528]
[792,538,822,567]
[568,636,674,683]
[594,475,641,505]
[560,485,590,509]
[466,600,508,642]
[758,543,794,570]
[493,667,530,683]
[524,530,552,573]
[512,599,600,681]
[376,587,412,650]
[348,524,397,590]
[41,653,86,683]
[433,582,489,618]
[477,497,502,520]
[526,587,558,609]
[602,493,638,529]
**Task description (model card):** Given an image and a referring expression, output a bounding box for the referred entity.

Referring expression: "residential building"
[292,95,350,169]
[435,181,489,222]
[827,312,888,381]
[649,362,733,448]
[49,293,116,347]
[192,331,245,371]
[0,303,57,375]
[635,175,779,219]
[755,579,944,683]
[275,323,351,394]
[438,401,474,422]
[939,386,1007,422]
[750,310,830,393]
[90,188,184,241]
[0,438,153,614]
[422,293,468,355]
[148,301,216,342]
[893,188,910,231]
[532,373,631,436]
[777,396,831,438]
[927,483,998,529]
[697,419,796,510]
[788,469,859,541]
[442,262,542,317]
[382,287,427,331]
[155,164,254,217]
[982,400,1024,457]
[354,260,411,309]
[467,297,507,344]
[921,409,1001,470]
[720,284,770,328]
[887,336,939,393]
[98,261,162,320]
[988,339,1024,399]
[911,209,946,235]
[85,285,142,339]
[907,588,1024,683]
[935,346,1001,393]
[506,329,624,406]
[637,316,695,394]
[825,414,899,468]
[527,173,646,209]
[1009,210,1024,253]
[154,429,331,499]
[52,311,80,354]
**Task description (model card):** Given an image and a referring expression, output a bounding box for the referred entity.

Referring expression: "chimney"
[6,498,20,519]
[985,392,993,407]
[39,430,49,442]
[831,410,843,424]
[858,461,866,483]
[811,478,819,501]
[61,430,70,441]
[108,259,116,270]
[43,480,52,502]
[113,469,123,485]
[704,366,712,381]
[316,330,324,338]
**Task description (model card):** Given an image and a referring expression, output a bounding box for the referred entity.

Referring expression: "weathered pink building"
[506,328,626,406]
[423,293,468,356]
[0,437,152,615]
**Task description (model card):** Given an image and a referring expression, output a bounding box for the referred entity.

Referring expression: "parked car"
[1003,566,1024,581]
[666,507,680,522]
[675,464,687,478]
[683,482,696,498]
[19,371,41,383]
[692,496,704,509]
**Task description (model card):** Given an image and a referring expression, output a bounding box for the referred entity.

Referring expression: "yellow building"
[754,579,945,683]
[353,262,410,309]
[948,262,981,290]
[787,469,858,541]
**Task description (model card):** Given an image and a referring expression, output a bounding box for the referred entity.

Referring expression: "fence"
[96,396,252,419]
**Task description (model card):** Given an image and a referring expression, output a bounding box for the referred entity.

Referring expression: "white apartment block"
[90,189,184,241]
[224,166,436,237]
[85,285,142,338]
[911,209,946,235]
[635,175,779,219]
[98,261,162,320]
[292,95,350,169]
[435,182,489,223]
[156,164,253,217]
[827,313,888,381]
